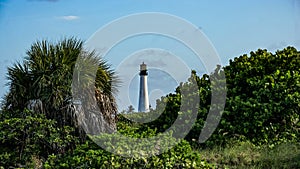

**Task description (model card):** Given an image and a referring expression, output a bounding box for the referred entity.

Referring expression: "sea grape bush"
[148,46,300,146]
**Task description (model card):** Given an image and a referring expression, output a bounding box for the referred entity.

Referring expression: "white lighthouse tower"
[138,62,150,112]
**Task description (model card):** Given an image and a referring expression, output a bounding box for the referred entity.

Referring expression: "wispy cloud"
[58,15,80,21]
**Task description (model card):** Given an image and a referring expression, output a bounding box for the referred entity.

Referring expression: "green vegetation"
[0,38,299,168]
[201,141,300,168]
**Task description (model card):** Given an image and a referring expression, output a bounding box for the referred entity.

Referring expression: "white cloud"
[59,15,80,21]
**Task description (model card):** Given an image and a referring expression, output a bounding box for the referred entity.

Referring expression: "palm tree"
[72,49,119,135]
[3,37,118,139]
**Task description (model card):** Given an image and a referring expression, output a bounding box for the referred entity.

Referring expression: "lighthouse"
[138,62,150,112]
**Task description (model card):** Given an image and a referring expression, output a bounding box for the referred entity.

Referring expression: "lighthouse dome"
[140,62,147,71]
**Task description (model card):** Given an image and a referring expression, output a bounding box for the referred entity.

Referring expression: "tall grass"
[198,141,300,169]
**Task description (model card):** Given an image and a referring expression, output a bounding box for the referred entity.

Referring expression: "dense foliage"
[142,46,300,147]
[216,47,300,145]
[43,122,213,169]
[0,42,299,168]
[0,109,78,168]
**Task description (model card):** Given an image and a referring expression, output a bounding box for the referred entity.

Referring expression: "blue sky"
[0,0,300,110]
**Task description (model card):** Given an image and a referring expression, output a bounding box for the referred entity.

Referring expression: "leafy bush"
[143,47,300,147]
[44,119,213,168]
[219,47,300,145]
[0,109,79,168]
[44,139,213,169]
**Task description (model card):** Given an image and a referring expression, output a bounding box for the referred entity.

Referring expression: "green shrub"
[44,129,214,168]
[146,47,300,147]
[0,109,79,168]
